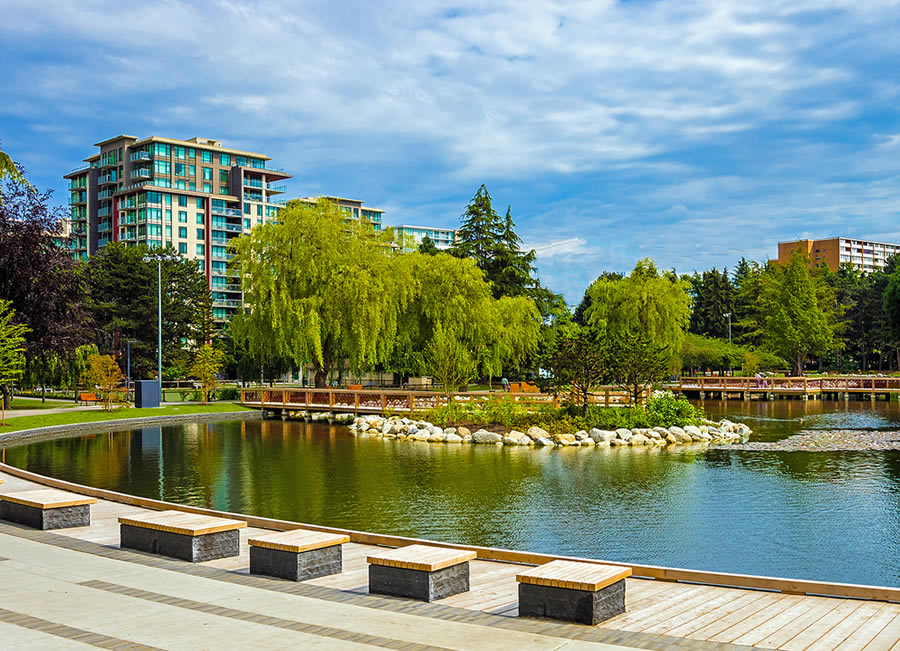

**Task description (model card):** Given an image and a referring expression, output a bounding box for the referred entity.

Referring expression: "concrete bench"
[367,544,477,602]
[516,560,632,625]
[249,529,350,581]
[0,489,96,530]
[119,510,246,563]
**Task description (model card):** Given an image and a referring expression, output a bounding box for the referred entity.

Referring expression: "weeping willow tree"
[230,198,412,387]
[584,258,692,371]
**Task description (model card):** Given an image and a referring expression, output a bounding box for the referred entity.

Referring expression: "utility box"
[135,380,160,409]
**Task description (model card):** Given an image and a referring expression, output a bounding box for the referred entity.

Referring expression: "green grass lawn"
[9,398,78,410]
[0,403,256,434]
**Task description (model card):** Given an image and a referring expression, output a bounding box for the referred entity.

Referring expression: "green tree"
[425,323,476,395]
[606,332,670,404]
[584,258,692,370]
[81,354,127,412]
[86,243,212,378]
[546,328,608,415]
[232,198,409,387]
[417,235,439,255]
[0,141,32,203]
[0,300,28,423]
[688,268,734,339]
[188,344,226,403]
[760,252,838,375]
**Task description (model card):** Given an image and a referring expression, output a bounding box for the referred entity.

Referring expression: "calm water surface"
[4,399,900,587]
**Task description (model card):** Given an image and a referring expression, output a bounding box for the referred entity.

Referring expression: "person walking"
[501,377,510,392]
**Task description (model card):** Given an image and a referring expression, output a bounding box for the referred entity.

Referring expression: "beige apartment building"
[64,135,292,322]
[777,237,900,272]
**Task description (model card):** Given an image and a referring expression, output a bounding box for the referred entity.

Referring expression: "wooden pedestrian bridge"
[671,376,900,401]
[240,386,647,417]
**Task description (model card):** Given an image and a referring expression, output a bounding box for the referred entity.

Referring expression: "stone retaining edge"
[0,411,262,446]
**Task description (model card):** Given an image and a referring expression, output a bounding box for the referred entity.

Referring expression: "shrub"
[215,387,240,401]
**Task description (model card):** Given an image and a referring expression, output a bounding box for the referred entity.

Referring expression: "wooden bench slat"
[0,489,97,509]
[367,544,477,572]
[516,560,631,592]
[249,529,349,553]
[118,510,246,536]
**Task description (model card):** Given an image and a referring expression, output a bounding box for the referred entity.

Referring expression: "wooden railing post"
[329,390,335,409]
[381,393,387,412]
[355,391,360,411]
[804,378,808,392]
[283,389,287,408]
[408,393,415,412]
[240,389,245,404]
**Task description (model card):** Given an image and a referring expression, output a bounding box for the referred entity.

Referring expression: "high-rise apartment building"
[777,237,900,273]
[64,135,291,322]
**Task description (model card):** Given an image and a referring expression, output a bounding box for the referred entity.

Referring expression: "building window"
[178,211,187,223]
[203,183,213,193]
[196,228,204,239]
[244,218,251,229]
[203,167,212,181]
[219,153,230,165]
[174,163,186,176]
[196,213,204,224]
[257,204,262,216]
[174,180,186,189]
[219,187,228,195]
[165,209,172,222]
[244,203,250,214]
[178,227,187,238]
[179,242,187,254]
[196,243,205,255]
[165,225,172,238]
[153,143,170,157]
[196,198,204,208]
[178,195,187,207]
[201,150,213,163]
[154,160,170,174]
[174,146,186,159]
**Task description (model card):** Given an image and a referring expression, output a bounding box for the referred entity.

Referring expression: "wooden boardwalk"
[1,466,899,649]
[671,376,900,400]
[241,386,646,416]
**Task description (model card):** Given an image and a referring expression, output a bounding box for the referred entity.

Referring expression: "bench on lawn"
[367,544,477,602]
[0,489,96,530]
[119,510,246,563]
[516,560,632,625]
[249,529,350,581]
[79,392,101,405]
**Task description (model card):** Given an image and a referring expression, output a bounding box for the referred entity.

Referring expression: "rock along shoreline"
[349,415,752,448]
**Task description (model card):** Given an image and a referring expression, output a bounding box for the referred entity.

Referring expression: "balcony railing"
[211,253,235,262]
[212,223,242,232]
[211,206,242,217]
[97,206,111,217]
[98,174,117,185]
[266,184,286,193]
[214,284,242,293]
[244,193,263,202]
[97,221,111,233]
[129,151,151,162]
[244,178,263,188]
[118,199,136,209]
[130,169,151,179]
[97,189,114,200]
[68,180,87,190]
[267,197,288,206]
[212,298,243,308]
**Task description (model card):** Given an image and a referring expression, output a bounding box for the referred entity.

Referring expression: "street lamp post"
[724,312,732,376]
[143,254,177,402]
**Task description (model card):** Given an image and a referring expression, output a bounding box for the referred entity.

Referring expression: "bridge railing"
[241,386,644,412]
[675,376,900,391]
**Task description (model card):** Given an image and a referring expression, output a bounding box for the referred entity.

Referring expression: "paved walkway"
[1,468,899,649]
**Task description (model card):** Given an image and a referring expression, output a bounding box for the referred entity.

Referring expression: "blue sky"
[2,0,900,304]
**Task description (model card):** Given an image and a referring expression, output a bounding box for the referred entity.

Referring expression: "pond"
[3,399,900,587]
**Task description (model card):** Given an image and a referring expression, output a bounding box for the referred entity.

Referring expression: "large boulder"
[504,430,529,445]
[616,428,633,442]
[412,431,431,441]
[445,432,463,443]
[429,431,446,442]
[457,426,471,439]
[527,426,550,441]
[472,429,503,444]
[536,436,556,446]
[553,432,578,446]
[684,425,702,438]
[629,434,649,446]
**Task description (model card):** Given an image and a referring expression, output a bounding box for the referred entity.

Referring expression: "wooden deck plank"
[663,590,771,638]
[731,596,825,647]
[863,614,900,650]
[808,601,892,651]
[688,592,789,640]
[756,596,846,649]
[780,600,866,651]
[836,607,900,651]
[248,528,349,553]
[640,587,762,637]
[603,584,709,629]
[710,594,807,644]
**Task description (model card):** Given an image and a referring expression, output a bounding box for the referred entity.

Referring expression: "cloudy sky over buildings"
[2,0,899,301]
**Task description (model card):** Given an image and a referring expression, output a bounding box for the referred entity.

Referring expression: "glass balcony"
[212,223,242,233]
[244,192,263,202]
[244,178,263,188]
[129,151,151,162]
[266,183,286,194]
[98,174,117,185]
[212,298,243,308]
[130,168,151,179]
[98,189,114,200]
[211,206,242,217]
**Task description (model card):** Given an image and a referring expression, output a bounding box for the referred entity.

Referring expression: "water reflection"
[3,406,900,588]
